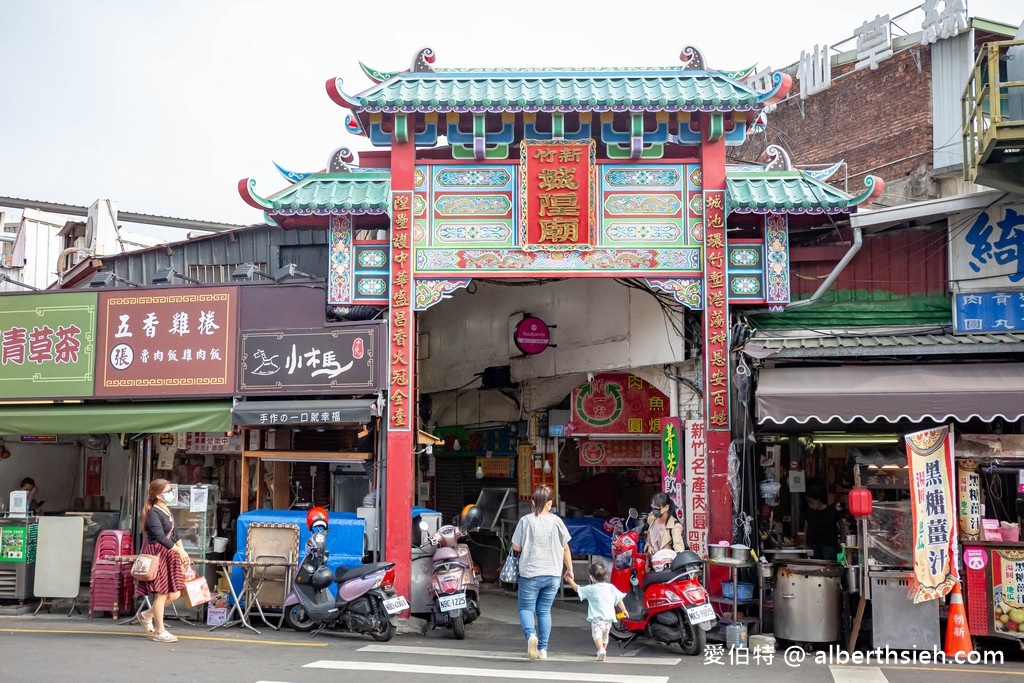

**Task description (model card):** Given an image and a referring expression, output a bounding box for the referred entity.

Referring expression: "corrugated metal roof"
[266,173,391,216]
[745,330,1024,358]
[726,171,857,214]
[354,68,760,114]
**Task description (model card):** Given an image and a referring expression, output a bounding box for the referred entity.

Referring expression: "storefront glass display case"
[167,485,220,585]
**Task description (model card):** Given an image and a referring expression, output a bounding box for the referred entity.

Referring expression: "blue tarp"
[563,518,613,558]
[229,510,364,601]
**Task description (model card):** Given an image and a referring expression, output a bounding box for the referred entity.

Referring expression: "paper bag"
[183,568,212,607]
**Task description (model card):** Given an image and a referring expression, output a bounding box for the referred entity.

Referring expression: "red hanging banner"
[906,425,958,603]
[520,140,596,252]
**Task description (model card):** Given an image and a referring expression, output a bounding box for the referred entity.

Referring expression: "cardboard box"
[983,519,1002,541]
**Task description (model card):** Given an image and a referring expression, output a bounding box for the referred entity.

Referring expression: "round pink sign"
[514,317,550,355]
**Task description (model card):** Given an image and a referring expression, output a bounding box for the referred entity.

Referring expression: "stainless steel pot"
[729,544,750,561]
[774,562,843,642]
[709,544,729,560]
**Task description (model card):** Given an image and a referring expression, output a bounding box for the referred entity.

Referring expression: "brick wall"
[735,48,934,199]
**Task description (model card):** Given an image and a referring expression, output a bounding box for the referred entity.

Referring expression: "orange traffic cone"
[944,581,973,658]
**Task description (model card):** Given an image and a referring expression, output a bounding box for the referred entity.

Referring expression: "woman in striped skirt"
[137,479,190,643]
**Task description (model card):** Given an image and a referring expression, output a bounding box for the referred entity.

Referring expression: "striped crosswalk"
[304,660,670,682]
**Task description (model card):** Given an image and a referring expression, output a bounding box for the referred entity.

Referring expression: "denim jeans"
[517,574,561,650]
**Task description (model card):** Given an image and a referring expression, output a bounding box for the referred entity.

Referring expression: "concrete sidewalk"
[477,583,588,628]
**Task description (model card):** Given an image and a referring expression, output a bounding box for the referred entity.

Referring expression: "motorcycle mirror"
[628,507,639,520]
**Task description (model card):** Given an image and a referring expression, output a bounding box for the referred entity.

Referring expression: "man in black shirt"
[801,489,840,562]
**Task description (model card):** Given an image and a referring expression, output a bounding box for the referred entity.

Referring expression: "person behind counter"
[20,477,42,514]
[137,479,191,643]
[800,489,841,562]
[645,492,686,558]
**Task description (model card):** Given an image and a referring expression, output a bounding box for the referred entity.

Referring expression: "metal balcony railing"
[963,38,1024,184]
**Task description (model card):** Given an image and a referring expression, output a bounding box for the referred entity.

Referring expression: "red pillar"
[384,124,416,604]
[700,116,734,545]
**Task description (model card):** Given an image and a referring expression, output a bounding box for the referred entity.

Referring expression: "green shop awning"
[0,401,232,435]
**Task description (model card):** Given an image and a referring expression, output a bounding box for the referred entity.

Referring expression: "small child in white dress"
[566,562,627,661]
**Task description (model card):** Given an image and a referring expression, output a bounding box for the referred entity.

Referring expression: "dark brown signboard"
[95,287,237,398]
[238,321,385,395]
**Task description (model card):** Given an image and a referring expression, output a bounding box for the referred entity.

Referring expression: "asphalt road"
[2,588,1024,683]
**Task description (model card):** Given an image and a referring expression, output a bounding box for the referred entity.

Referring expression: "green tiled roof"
[265,172,391,215]
[354,68,760,114]
[726,170,857,214]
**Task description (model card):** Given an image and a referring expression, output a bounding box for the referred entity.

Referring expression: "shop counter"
[963,541,1024,641]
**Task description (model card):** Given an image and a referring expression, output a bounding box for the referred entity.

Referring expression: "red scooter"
[608,508,716,656]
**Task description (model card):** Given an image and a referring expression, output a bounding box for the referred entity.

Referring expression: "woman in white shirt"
[511,485,573,661]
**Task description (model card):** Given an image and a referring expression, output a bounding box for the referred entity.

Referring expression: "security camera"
[587,372,595,383]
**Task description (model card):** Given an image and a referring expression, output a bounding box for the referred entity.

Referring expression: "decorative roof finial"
[328,147,357,173]
[680,46,707,71]
[761,144,794,171]
[411,47,436,73]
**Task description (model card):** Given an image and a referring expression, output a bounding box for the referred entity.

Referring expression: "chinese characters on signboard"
[954,292,1024,333]
[992,550,1024,638]
[520,140,596,251]
[906,426,958,603]
[238,323,384,394]
[0,292,96,399]
[920,0,967,45]
[685,420,708,558]
[577,439,661,467]
[661,418,684,511]
[389,191,413,431]
[703,190,729,432]
[957,461,982,541]
[568,373,670,438]
[96,288,236,398]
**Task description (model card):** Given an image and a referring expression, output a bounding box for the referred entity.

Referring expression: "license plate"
[382,596,409,614]
[685,603,716,625]
[437,592,467,612]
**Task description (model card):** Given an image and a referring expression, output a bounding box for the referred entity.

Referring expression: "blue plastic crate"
[721,581,754,600]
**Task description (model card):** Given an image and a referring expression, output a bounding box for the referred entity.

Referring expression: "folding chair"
[244,522,300,630]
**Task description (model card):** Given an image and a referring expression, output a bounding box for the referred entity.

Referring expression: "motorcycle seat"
[335,561,392,583]
[641,569,678,591]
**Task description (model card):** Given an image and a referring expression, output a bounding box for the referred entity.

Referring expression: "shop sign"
[953,291,1024,333]
[684,420,708,558]
[95,288,237,398]
[578,439,661,467]
[513,316,550,355]
[949,203,1024,291]
[238,322,384,394]
[184,432,242,454]
[906,426,958,603]
[856,465,909,489]
[992,549,1024,638]
[568,373,670,438]
[0,292,96,399]
[661,417,683,511]
[958,461,982,541]
[0,526,28,562]
[964,547,987,571]
[519,140,596,252]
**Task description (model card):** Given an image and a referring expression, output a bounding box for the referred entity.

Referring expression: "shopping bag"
[499,550,519,584]
[130,554,160,582]
[183,567,212,607]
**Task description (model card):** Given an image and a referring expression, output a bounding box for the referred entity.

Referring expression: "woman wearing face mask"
[137,479,190,643]
[644,492,686,560]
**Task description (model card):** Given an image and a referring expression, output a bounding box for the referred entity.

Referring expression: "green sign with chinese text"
[0,292,96,398]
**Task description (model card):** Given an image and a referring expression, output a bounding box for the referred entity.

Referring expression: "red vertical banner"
[520,140,596,251]
[906,426,959,603]
[85,455,103,496]
[389,191,413,432]
[703,189,729,434]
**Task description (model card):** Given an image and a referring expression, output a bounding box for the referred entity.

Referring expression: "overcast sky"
[0,0,1020,233]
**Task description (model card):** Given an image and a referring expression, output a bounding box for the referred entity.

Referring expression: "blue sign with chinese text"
[953,291,1024,333]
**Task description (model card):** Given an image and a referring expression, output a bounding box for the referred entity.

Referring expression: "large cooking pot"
[708,543,729,560]
[775,561,844,642]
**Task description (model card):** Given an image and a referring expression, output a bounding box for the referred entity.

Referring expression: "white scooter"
[410,506,482,639]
